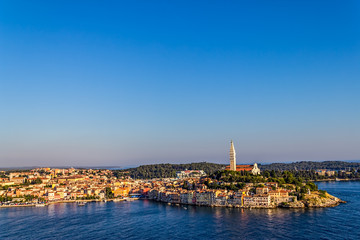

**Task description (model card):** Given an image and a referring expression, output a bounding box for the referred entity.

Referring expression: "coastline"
[1,195,345,209]
[313,178,360,182]
[0,198,128,208]
[148,191,346,209]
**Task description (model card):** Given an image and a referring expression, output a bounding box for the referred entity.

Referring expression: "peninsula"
[1,143,352,209]
[0,166,345,209]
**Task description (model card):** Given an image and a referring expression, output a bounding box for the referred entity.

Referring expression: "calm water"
[1,181,360,240]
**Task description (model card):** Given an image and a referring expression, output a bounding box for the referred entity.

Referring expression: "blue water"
[1,181,359,240]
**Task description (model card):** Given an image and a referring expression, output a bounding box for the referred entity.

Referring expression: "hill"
[112,161,360,179]
[113,162,226,179]
[259,161,360,171]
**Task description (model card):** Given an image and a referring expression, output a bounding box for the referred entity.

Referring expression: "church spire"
[230,140,236,171]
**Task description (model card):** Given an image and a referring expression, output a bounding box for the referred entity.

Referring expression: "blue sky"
[1,1,359,167]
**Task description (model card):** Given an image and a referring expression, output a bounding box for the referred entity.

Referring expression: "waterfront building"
[195,191,214,206]
[169,193,181,203]
[268,189,296,204]
[113,187,130,197]
[214,192,229,206]
[243,194,271,207]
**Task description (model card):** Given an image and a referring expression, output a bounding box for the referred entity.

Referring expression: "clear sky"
[1,1,359,167]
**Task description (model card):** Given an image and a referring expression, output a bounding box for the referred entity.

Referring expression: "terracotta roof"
[225,165,254,171]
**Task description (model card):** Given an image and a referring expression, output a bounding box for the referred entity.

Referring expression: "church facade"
[225,140,260,175]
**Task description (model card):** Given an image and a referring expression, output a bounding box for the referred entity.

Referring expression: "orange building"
[114,187,130,197]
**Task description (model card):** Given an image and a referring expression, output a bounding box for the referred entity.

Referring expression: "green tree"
[105,187,114,199]
[31,178,43,184]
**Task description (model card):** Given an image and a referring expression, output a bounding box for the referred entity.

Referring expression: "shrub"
[318,190,327,198]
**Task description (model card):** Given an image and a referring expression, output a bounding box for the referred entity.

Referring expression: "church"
[225,140,260,175]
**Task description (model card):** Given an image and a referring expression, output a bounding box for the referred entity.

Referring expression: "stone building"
[226,141,261,175]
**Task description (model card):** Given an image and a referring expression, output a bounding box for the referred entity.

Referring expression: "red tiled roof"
[225,165,254,171]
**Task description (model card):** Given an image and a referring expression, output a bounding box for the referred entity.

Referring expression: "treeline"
[0,196,13,202]
[206,170,322,196]
[210,170,309,185]
[260,161,360,171]
[112,161,360,180]
[113,162,226,179]
[210,169,360,184]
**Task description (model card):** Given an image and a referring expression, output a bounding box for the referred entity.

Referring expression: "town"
[0,166,275,207]
[0,142,346,209]
[0,166,344,209]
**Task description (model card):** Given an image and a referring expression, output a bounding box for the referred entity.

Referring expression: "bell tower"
[230,140,236,171]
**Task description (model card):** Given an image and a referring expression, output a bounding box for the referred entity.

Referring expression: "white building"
[230,140,236,171]
[176,170,206,179]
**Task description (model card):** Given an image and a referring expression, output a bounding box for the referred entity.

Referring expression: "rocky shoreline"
[1,195,345,209]
[0,198,129,208]
[154,191,346,209]
[313,178,360,182]
[279,192,346,208]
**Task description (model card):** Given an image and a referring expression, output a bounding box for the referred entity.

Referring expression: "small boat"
[35,203,46,207]
[113,198,122,202]
[183,207,187,210]
[77,202,86,206]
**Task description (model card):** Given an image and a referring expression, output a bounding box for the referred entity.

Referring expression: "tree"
[318,190,327,198]
[31,178,43,184]
[306,182,318,191]
[236,182,246,190]
[229,183,238,191]
[105,187,114,199]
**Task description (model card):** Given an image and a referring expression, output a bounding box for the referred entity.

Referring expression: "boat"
[113,198,122,202]
[77,202,86,206]
[35,203,46,207]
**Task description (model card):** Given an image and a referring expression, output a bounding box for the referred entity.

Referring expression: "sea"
[1,181,359,240]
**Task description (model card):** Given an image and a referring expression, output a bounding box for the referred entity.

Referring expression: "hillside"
[112,161,360,180]
[113,162,226,179]
[259,161,360,171]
